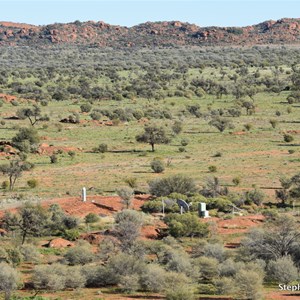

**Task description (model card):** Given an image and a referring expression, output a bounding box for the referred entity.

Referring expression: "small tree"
[0,160,34,190]
[16,105,42,126]
[12,127,40,153]
[3,203,49,244]
[209,117,234,132]
[115,210,144,250]
[0,263,20,300]
[136,124,170,152]
[117,187,134,209]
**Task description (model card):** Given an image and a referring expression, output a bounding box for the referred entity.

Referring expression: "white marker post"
[82,187,87,202]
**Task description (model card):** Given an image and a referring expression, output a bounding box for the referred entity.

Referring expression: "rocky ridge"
[0,18,300,47]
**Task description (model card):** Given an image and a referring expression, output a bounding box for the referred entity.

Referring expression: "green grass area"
[0,88,299,200]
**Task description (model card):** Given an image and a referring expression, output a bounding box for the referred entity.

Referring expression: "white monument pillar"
[82,187,87,202]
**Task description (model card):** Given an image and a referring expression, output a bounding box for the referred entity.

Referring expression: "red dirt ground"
[38,143,82,155]
[0,195,149,218]
[205,214,265,235]
[265,291,300,300]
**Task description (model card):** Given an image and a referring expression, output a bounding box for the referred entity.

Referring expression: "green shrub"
[208,165,217,173]
[27,179,38,189]
[180,138,189,146]
[232,177,241,186]
[95,143,108,153]
[150,158,165,173]
[284,134,294,143]
[141,200,163,213]
[49,154,58,164]
[84,213,100,224]
[80,103,92,113]
[1,181,9,190]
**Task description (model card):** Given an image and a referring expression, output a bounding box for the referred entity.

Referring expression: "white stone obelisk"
[82,187,87,202]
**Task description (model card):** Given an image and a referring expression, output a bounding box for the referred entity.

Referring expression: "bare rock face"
[1,18,300,47]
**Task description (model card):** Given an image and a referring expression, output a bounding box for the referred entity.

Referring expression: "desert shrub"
[20,244,41,263]
[150,158,165,173]
[27,179,38,189]
[219,259,243,277]
[208,165,217,173]
[269,119,278,128]
[244,123,253,131]
[117,186,134,209]
[180,138,189,146]
[284,134,294,143]
[33,264,85,291]
[107,253,145,281]
[203,243,227,262]
[178,146,186,152]
[124,177,137,188]
[2,180,9,190]
[245,189,265,206]
[139,264,167,292]
[12,127,40,153]
[80,103,92,113]
[90,111,102,120]
[40,100,48,106]
[164,272,195,300]
[67,150,76,159]
[234,269,263,300]
[49,154,58,164]
[84,213,99,224]
[198,283,217,295]
[33,264,66,291]
[232,176,241,186]
[141,200,163,213]
[204,197,232,212]
[119,274,140,293]
[261,209,279,220]
[82,265,117,287]
[132,109,144,120]
[164,213,209,238]
[115,210,144,250]
[214,277,236,295]
[11,100,19,106]
[5,248,23,267]
[267,256,298,284]
[94,143,108,153]
[213,151,222,157]
[149,174,196,196]
[64,244,94,266]
[61,229,80,241]
[195,256,219,282]
[172,121,183,135]
[0,263,20,300]
[64,266,86,289]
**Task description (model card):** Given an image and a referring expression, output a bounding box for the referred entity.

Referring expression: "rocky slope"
[1,18,300,47]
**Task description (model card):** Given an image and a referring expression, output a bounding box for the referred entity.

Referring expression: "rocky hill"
[1,18,300,47]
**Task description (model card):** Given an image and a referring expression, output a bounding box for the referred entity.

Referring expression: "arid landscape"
[0,15,300,300]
